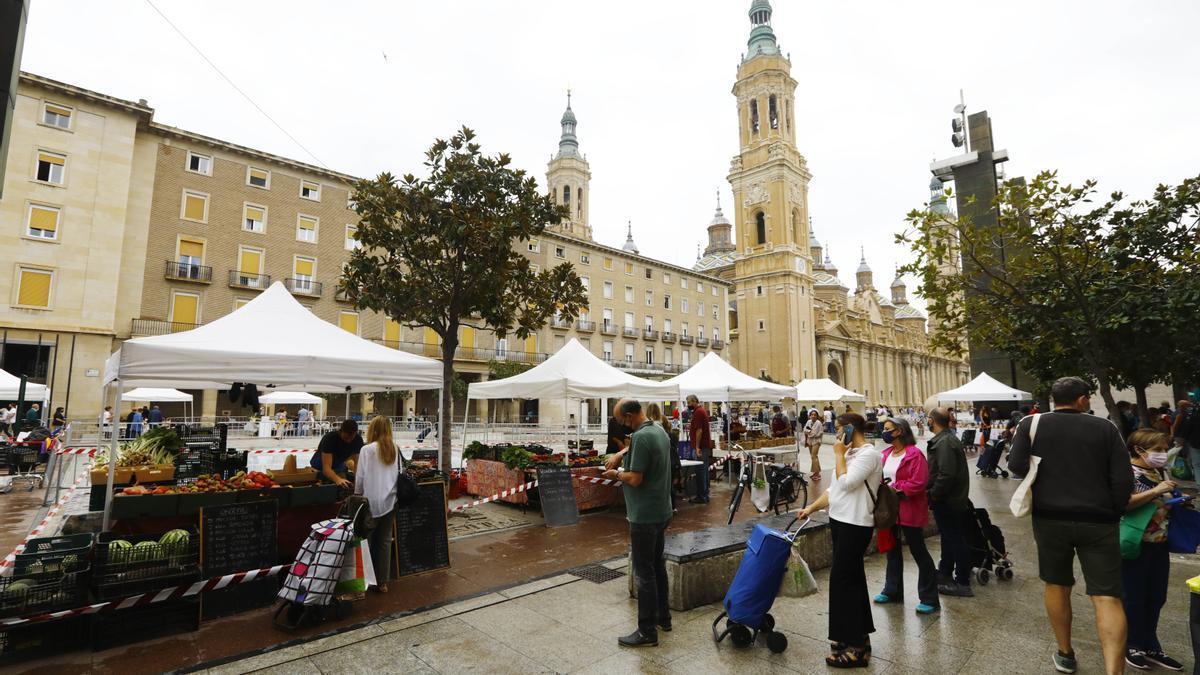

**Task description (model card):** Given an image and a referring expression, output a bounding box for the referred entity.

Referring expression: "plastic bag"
[750,460,770,512]
[335,537,377,595]
[778,546,819,598]
[1171,445,1193,481]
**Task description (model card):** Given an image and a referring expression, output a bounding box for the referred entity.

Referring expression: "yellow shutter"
[245,205,264,221]
[423,327,440,357]
[384,320,401,344]
[170,294,198,325]
[624,262,633,274]
[294,258,314,277]
[17,270,51,307]
[29,206,59,233]
[339,312,359,334]
[249,168,268,182]
[45,104,71,118]
[183,193,205,220]
[239,249,262,273]
[460,327,475,349]
[234,298,251,309]
[178,240,204,259]
[523,335,537,354]
[38,152,64,166]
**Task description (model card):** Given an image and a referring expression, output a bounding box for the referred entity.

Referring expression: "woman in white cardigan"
[797,411,883,668]
[355,415,399,593]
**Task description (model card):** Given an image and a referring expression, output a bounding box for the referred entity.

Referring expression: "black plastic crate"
[91,597,199,651]
[200,577,279,620]
[94,529,200,600]
[0,564,91,618]
[89,483,135,512]
[13,533,94,576]
[110,493,180,519]
[173,449,217,480]
[0,615,89,665]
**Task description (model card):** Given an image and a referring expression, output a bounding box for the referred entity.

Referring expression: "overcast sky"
[20,0,1200,303]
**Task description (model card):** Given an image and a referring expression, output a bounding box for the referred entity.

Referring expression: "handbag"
[1120,502,1158,559]
[864,477,900,529]
[395,456,420,509]
[1009,414,1043,518]
[1168,505,1200,554]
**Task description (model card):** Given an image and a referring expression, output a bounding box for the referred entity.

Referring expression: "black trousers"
[1122,541,1169,652]
[882,525,940,607]
[828,518,875,646]
[630,520,670,636]
[931,503,972,586]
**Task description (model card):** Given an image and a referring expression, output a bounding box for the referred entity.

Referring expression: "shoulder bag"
[394,455,420,509]
[864,477,900,529]
[1009,413,1042,517]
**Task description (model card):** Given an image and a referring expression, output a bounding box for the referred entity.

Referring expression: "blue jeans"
[1122,541,1168,652]
[696,448,712,500]
[630,520,670,635]
[931,503,971,586]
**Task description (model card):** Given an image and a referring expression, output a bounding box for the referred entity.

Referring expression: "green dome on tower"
[745,0,780,59]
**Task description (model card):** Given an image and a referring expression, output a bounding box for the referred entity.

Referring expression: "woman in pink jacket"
[874,417,939,615]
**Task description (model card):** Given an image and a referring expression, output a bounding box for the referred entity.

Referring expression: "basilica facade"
[695,1,969,407]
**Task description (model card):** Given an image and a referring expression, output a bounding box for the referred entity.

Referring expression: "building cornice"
[540,230,732,287]
[20,72,153,119]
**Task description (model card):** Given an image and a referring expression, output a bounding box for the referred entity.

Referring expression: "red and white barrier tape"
[54,446,98,456]
[0,563,291,627]
[450,479,538,512]
[246,445,435,454]
[0,463,91,570]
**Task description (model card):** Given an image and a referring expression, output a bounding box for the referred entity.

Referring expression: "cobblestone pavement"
[205,450,1199,675]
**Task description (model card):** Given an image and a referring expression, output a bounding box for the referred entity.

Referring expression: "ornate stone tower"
[546,92,592,240]
[728,0,816,383]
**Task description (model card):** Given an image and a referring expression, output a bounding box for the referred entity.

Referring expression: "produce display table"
[465,458,528,505]
[525,465,621,512]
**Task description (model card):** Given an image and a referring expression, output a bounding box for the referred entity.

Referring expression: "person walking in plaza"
[1008,376,1133,675]
[769,405,789,438]
[874,417,939,615]
[603,399,673,648]
[148,404,163,428]
[1118,428,1183,671]
[686,395,714,504]
[926,407,974,598]
[803,409,824,481]
[51,406,66,431]
[797,412,882,668]
[297,405,310,436]
[355,415,399,594]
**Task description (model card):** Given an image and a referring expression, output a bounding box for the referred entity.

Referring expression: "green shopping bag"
[1120,502,1158,560]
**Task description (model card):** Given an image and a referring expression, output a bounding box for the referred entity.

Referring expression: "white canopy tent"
[663,353,794,401]
[100,282,443,526]
[259,391,323,405]
[0,369,49,403]
[936,372,1031,403]
[794,378,867,403]
[122,387,194,420]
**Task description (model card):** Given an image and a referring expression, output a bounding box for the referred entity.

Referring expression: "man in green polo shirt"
[603,398,672,647]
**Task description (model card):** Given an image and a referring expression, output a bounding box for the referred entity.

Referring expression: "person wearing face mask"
[874,417,939,615]
[1119,429,1183,671]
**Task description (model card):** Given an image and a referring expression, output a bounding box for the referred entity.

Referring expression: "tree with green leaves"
[898,171,1200,424]
[341,128,588,469]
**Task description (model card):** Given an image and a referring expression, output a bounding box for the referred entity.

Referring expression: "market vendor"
[310,419,364,488]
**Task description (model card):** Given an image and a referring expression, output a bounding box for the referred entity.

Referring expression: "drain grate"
[567,564,626,584]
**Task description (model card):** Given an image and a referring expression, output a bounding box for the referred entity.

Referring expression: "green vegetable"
[501,446,534,470]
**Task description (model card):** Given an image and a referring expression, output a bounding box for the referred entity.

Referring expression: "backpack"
[865,477,900,529]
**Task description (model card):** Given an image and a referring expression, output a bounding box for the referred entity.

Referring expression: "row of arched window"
[751,208,806,247]
[747,95,789,137]
[560,185,583,217]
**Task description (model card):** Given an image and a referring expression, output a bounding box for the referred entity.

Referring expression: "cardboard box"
[91,467,134,485]
[134,464,176,483]
[269,468,318,485]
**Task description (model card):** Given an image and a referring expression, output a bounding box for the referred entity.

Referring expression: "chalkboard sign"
[396,480,450,576]
[536,465,580,528]
[200,499,278,577]
[409,449,439,470]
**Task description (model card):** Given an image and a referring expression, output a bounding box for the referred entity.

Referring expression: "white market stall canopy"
[260,391,324,405]
[467,338,679,401]
[936,372,1031,403]
[0,369,48,401]
[121,388,192,402]
[794,378,867,403]
[103,282,442,392]
[664,353,794,401]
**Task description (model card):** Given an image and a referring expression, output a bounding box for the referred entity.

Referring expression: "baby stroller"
[273,501,363,631]
[975,438,1010,479]
[965,506,1014,584]
[712,519,811,654]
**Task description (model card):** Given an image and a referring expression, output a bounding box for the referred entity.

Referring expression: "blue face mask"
[882,430,895,444]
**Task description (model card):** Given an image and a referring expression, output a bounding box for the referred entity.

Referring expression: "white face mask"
[1141,449,1169,469]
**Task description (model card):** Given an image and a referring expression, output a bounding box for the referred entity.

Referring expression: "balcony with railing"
[599,322,618,336]
[642,328,658,341]
[712,339,725,350]
[165,261,212,284]
[228,270,271,290]
[679,334,694,346]
[660,331,676,344]
[575,320,595,333]
[284,278,323,297]
[696,336,709,348]
[622,327,639,339]
[375,340,549,365]
[131,318,200,337]
[550,317,572,330]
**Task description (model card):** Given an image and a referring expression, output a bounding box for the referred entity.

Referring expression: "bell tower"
[728,0,816,383]
[546,91,592,240]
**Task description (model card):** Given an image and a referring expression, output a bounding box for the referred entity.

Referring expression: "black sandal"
[826,647,870,669]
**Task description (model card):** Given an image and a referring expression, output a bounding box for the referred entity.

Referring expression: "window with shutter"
[182,191,207,221]
[16,269,52,307]
[338,311,359,335]
[35,151,65,184]
[170,292,199,328]
[384,320,401,345]
[26,204,60,239]
[42,103,72,129]
[244,204,266,232]
[247,167,270,188]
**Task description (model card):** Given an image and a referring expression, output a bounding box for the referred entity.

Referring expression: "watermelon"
[60,554,80,572]
[159,529,190,556]
[4,579,33,601]
[108,539,133,563]
[132,540,160,562]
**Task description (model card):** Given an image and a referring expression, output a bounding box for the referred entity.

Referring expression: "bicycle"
[725,445,809,525]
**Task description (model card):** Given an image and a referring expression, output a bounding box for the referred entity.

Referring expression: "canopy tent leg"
[458,399,470,468]
[562,396,569,464]
[101,381,121,530]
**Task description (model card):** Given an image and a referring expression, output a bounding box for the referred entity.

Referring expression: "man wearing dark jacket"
[926,407,973,597]
[1008,376,1132,675]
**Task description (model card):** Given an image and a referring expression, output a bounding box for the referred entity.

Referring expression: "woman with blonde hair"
[355,415,399,593]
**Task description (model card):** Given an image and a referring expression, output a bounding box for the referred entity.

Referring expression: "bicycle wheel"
[795,480,808,510]
[727,482,745,524]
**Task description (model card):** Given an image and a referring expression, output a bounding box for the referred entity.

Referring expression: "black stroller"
[965,506,1014,584]
[975,438,1010,479]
